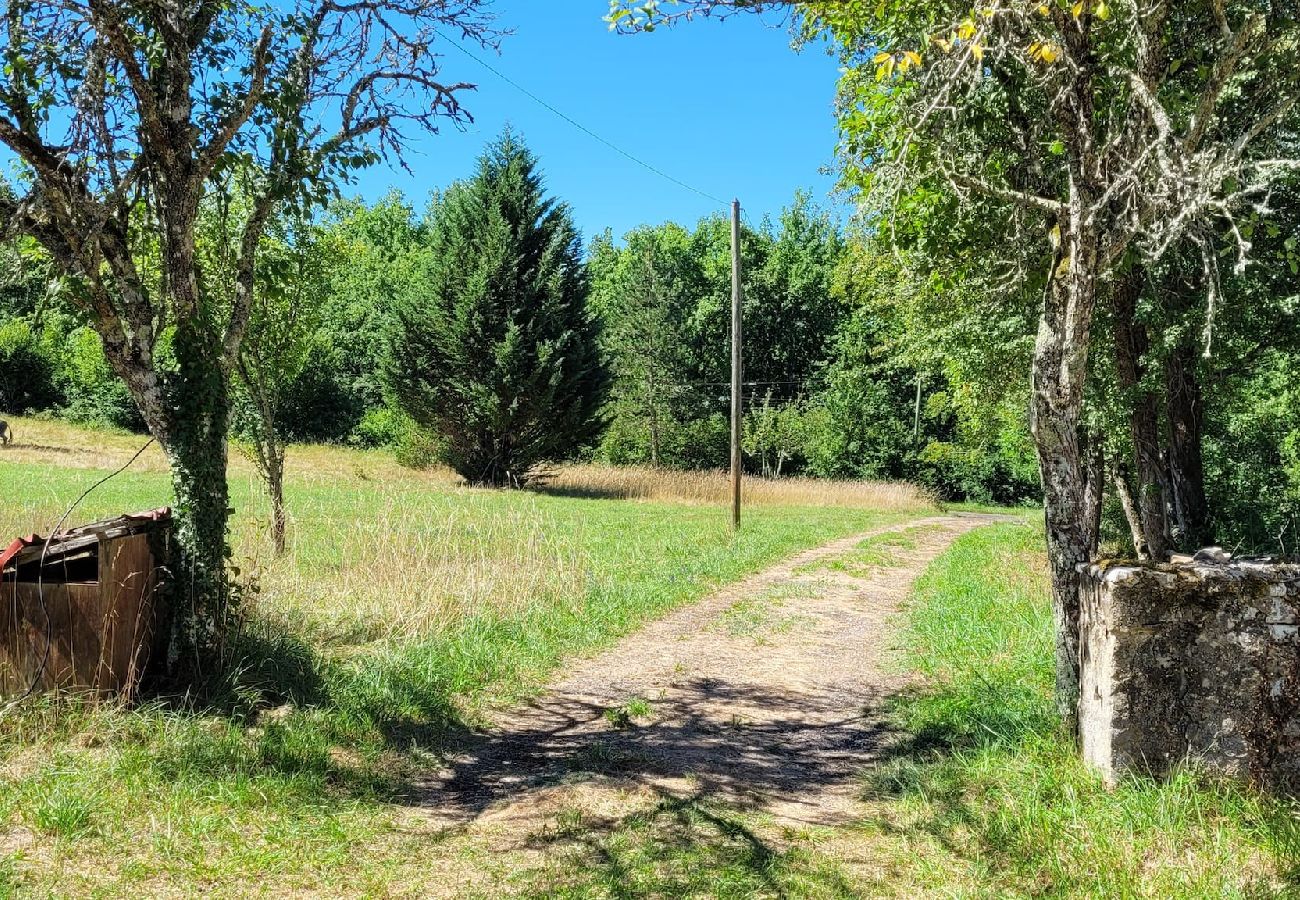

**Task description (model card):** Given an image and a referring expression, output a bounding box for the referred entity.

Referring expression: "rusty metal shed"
[0,508,171,700]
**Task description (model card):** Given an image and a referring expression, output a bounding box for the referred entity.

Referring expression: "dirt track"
[409,515,1002,861]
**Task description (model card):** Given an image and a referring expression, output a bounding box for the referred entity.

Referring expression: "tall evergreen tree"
[385,131,607,486]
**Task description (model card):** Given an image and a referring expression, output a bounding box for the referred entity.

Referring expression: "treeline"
[7,130,1300,551]
[587,201,1036,501]
[4,132,1299,549]
[0,134,1037,504]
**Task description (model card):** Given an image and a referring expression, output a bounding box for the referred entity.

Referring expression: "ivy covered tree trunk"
[156,323,234,678]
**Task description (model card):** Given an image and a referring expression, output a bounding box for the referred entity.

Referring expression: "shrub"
[0,317,61,413]
[56,326,143,430]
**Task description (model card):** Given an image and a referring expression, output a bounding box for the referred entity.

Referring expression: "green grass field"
[0,420,931,896]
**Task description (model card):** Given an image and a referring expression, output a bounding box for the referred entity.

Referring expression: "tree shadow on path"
[409,672,903,830]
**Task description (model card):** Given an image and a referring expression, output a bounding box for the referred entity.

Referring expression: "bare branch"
[945,167,1067,215]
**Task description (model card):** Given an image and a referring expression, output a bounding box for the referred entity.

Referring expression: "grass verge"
[865,521,1300,896]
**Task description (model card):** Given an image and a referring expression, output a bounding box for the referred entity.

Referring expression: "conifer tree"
[385,131,607,486]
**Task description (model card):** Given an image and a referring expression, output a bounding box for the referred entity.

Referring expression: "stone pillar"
[1079,558,1300,790]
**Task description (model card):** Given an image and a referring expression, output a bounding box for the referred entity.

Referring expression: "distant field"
[0,416,935,650]
[0,416,937,896]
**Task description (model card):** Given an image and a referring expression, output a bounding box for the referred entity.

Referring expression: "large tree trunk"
[1110,269,1170,560]
[1030,221,1101,731]
[1165,343,1212,550]
[157,322,233,681]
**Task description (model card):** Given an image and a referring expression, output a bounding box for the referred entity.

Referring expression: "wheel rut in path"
[411,513,1005,837]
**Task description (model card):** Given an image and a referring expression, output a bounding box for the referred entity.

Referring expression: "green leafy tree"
[311,193,432,444]
[743,392,810,478]
[748,195,845,398]
[202,187,333,556]
[385,132,607,486]
[237,233,327,556]
[0,235,62,414]
[0,318,59,415]
[591,197,845,472]
[589,223,700,466]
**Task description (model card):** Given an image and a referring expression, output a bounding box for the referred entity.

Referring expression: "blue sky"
[352,1,848,242]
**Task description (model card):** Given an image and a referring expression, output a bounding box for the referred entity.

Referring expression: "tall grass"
[542,463,935,510]
[253,498,590,646]
[870,522,1300,897]
[0,416,935,513]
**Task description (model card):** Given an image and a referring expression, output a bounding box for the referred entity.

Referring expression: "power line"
[433,27,730,208]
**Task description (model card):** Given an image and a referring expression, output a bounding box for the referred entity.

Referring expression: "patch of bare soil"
[402,514,1006,892]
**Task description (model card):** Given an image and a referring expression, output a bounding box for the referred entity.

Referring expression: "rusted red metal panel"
[0,536,39,572]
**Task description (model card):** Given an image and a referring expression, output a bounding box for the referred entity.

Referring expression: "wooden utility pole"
[730,199,743,530]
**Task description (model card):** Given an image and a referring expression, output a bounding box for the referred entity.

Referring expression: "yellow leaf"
[904,50,923,67]
[1037,3,1050,14]
[1055,254,1072,278]
[1095,0,1111,20]
[1049,224,1062,249]
[873,51,892,64]
[932,35,952,52]
[972,42,984,62]
[1071,0,1084,17]
[1030,41,1060,64]
[956,18,976,40]
[875,55,896,81]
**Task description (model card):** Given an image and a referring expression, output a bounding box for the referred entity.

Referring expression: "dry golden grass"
[2,415,935,512]
[251,499,589,647]
[0,415,463,487]
[0,416,172,473]
[542,464,936,511]
[0,416,932,648]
